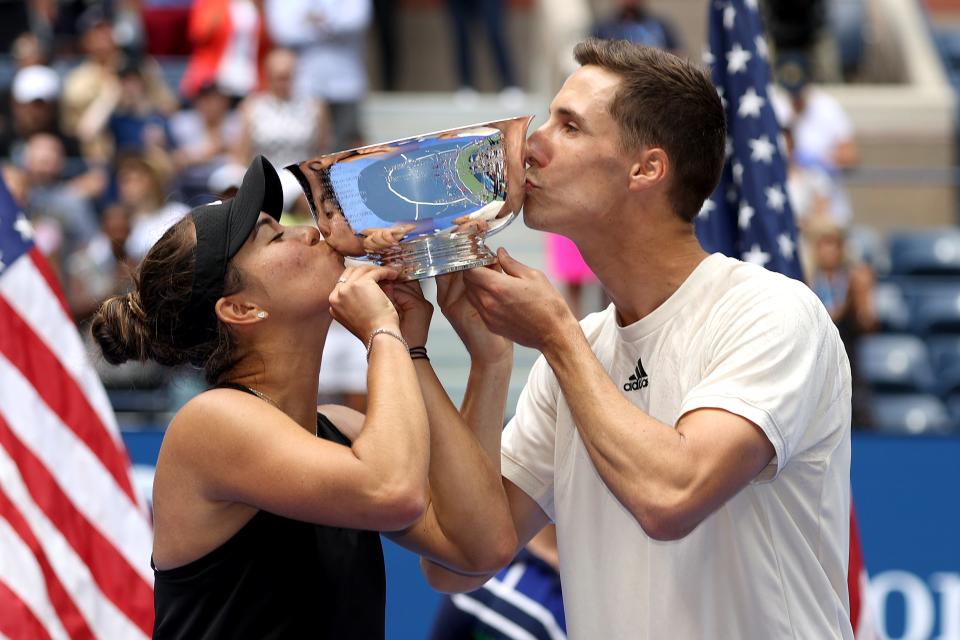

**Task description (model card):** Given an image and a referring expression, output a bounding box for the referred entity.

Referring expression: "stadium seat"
[888,229,960,275]
[846,224,890,275]
[870,393,955,435]
[926,336,960,396]
[857,334,936,393]
[911,286,960,335]
[872,281,910,332]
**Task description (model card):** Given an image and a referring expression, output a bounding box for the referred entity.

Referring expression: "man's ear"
[628,147,669,193]
[214,296,264,327]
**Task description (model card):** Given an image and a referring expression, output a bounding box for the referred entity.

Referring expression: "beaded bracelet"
[365,328,409,361]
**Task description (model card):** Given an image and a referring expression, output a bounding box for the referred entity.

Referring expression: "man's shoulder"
[712,260,828,329]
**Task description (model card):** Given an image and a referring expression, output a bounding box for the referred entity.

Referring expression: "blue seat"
[888,229,960,275]
[873,281,910,332]
[912,287,960,335]
[927,336,960,396]
[857,334,936,393]
[871,394,955,435]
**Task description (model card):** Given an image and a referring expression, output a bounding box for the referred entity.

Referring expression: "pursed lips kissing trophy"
[286,116,534,281]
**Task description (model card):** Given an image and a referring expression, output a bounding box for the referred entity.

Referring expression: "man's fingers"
[495,247,529,277]
[463,264,505,290]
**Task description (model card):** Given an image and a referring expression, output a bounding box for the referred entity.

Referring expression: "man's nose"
[525,127,547,168]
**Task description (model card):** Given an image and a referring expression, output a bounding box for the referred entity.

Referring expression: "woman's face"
[231,213,345,320]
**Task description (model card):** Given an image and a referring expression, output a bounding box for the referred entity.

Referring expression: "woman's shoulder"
[164,388,274,457]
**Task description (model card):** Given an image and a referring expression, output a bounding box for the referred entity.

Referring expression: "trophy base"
[369,234,497,281]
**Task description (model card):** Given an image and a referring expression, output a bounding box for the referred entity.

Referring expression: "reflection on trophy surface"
[286,115,534,280]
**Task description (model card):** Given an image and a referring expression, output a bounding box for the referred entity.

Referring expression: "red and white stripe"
[0,248,153,638]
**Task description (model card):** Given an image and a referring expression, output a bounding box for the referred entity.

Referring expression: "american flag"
[0,176,154,638]
[697,0,802,278]
[698,1,874,637]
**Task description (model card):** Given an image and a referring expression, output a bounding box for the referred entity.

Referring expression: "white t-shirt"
[502,253,853,639]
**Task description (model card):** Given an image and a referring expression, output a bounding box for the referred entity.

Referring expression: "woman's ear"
[628,147,669,193]
[215,297,266,327]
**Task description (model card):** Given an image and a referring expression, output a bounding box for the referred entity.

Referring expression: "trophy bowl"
[286,115,534,280]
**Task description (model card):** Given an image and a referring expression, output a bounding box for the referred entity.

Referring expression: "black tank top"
[152,396,385,639]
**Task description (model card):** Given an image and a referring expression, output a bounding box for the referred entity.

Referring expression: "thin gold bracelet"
[365,328,409,361]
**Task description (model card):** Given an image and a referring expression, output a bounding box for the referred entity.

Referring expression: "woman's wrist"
[365,327,409,361]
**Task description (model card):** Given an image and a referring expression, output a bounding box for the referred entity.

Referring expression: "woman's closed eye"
[271,232,284,243]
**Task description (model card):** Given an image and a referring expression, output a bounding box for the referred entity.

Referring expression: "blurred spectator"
[318,321,368,413]
[0,65,83,162]
[235,48,329,170]
[446,0,520,98]
[170,81,240,202]
[11,31,49,68]
[773,52,857,227]
[429,525,565,640]
[805,218,876,428]
[62,6,177,159]
[547,234,595,319]
[592,0,682,54]
[77,60,175,162]
[0,2,33,53]
[372,0,399,91]
[19,132,100,276]
[180,0,271,101]
[65,203,137,322]
[116,153,189,261]
[265,0,371,151]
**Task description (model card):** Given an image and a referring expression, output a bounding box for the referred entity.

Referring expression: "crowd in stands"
[1,0,954,436]
[0,1,377,422]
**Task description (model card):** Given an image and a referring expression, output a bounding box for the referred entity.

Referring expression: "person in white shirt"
[264,0,371,151]
[412,40,854,639]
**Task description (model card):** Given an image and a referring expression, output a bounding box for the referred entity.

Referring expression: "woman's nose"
[298,225,321,245]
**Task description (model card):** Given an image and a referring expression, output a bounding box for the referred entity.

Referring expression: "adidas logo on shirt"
[623,357,649,391]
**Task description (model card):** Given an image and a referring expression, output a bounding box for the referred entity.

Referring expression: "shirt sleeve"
[679,280,834,480]
[501,355,560,520]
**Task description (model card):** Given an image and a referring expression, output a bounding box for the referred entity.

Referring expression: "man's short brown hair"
[574,39,726,223]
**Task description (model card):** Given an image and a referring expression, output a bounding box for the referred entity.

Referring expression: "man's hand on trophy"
[437,271,513,365]
[463,248,578,352]
[382,279,433,348]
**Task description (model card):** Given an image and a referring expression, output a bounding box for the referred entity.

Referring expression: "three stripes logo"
[623,357,649,392]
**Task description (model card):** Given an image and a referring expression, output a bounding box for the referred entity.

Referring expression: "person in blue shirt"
[592,0,681,54]
[429,526,565,640]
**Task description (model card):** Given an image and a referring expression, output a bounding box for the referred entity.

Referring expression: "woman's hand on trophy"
[437,270,513,365]
[383,279,433,348]
[328,264,401,340]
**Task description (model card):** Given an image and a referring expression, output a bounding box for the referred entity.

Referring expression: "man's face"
[523,66,632,235]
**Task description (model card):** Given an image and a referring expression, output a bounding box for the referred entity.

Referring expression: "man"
[419,40,853,639]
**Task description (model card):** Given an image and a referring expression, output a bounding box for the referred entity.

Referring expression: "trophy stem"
[369,234,497,280]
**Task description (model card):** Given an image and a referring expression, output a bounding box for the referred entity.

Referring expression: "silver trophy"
[286,115,533,280]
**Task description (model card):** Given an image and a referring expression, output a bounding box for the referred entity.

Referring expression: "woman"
[92,155,516,638]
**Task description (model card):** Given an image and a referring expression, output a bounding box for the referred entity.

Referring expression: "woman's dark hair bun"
[90,293,151,365]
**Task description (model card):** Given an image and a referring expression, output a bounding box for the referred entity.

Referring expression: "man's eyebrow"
[554,106,588,129]
[554,107,581,120]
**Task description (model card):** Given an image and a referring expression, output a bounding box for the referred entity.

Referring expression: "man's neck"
[574,215,709,326]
